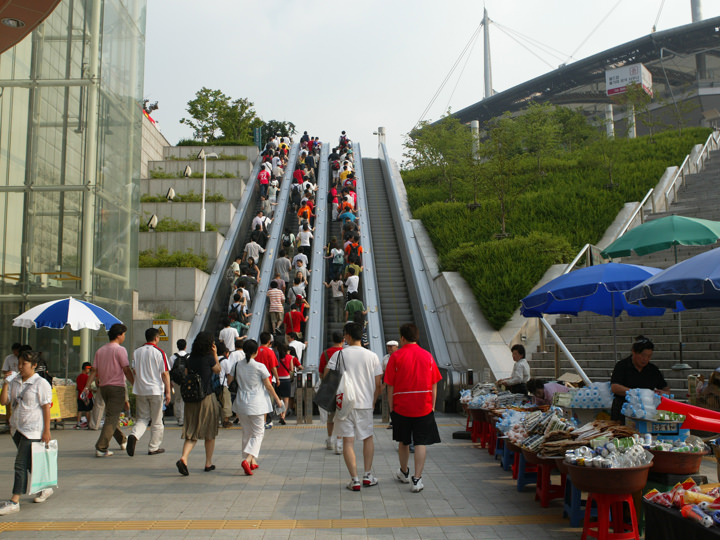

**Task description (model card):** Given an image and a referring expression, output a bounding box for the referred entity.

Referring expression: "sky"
[143,0,720,164]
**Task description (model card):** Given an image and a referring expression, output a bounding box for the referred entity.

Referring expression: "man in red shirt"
[318,331,344,452]
[255,332,279,429]
[385,323,442,493]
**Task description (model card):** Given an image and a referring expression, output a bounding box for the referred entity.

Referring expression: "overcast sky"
[143,0,720,164]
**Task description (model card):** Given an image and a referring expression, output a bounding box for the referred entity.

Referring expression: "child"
[75,362,94,428]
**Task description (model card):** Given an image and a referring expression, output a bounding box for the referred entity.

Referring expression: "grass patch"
[139,248,209,273]
[139,216,218,232]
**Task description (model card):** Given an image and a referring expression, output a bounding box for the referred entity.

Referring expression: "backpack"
[282,234,292,248]
[332,250,344,265]
[180,371,206,403]
[291,184,302,206]
[348,243,360,260]
[332,160,341,171]
[170,353,188,385]
[225,266,236,284]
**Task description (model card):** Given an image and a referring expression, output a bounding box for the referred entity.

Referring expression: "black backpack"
[291,184,302,206]
[169,353,187,385]
[282,234,291,247]
[179,361,205,403]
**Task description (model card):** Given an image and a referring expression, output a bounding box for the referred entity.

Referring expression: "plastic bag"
[335,373,356,421]
[29,440,58,494]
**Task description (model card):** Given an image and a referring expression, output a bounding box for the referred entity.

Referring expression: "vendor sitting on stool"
[610,335,670,422]
[497,344,530,394]
[527,379,569,406]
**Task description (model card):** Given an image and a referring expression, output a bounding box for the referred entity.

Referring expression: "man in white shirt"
[345,267,359,299]
[288,333,306,365]
[325,322,382,492]
[168,339,188,426]
[219,319,239,352]
[243,239,265,263]
[1,343,20,377]
[126,328,170,457]
[251,211,265,232]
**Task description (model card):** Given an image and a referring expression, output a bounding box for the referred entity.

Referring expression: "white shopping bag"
[29,440,58,494]
[335,374,356,421]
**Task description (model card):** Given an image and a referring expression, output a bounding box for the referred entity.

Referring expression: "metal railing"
[663,130,720,211]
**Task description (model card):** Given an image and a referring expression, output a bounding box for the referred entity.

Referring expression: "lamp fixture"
[1,18,25,28]
[165,188,175,201]
[147,214,158,231]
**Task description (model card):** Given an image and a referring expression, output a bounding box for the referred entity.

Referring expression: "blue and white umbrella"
[13,297,122,330]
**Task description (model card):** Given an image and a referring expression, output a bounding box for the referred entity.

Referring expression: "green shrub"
[164,153,247,161]
[140,191,227,203]
[177,138,254,147]
[139,248,209,273]
[405,126,712,328]
[139,216,218,232]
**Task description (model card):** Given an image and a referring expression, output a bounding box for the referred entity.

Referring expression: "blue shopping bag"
[29,440,58,494]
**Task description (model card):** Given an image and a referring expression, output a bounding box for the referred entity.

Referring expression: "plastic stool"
[582,492,639,540]
[535,463,566,508]
[563,477,593,527]
[487,426,498,455]
[494,434,504,462]
[516,452,538,492]
[500,440,514,471]
[470,418,482,443]
[511,451,520,479]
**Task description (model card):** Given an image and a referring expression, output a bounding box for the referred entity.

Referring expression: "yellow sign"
[152,320,170,342]
[50,388,61,420]
[72,336,81,346]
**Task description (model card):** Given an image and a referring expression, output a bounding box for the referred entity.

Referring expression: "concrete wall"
[148,159,253,179]
[139,231,225,267]
[140,201,236,235]
[141,177,247,203]
[164,145,259,161]
[137,268,210,321]
[140,115,170,180]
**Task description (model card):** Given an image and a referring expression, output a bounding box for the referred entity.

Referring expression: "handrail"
[664,154,690,210]
[539,318,592,385]
[563,243,605,274]
[246,143,300,341]
[352,144,385,356]
[303,143,330,368]
[616,187,654,240]
[185,153,262,343]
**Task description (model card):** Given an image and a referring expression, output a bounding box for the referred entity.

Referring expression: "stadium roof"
[450,15,720,125]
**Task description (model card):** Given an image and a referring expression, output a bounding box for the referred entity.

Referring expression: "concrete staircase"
[531,153,720,397]
[136,145,258,341]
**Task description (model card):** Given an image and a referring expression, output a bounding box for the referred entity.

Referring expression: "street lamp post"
[197,149,218,232]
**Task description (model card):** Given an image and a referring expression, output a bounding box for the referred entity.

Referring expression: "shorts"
[391,410,441,446]
[77,397,94,413]
[277,378,292,398]
[319,407,336,423]
[270,311,283,327]
[335,408,374,440]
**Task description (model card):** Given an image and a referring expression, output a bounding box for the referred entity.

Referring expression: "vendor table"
[643,500,720,540]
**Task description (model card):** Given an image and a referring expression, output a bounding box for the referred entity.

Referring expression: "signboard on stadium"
[605,63,653,97]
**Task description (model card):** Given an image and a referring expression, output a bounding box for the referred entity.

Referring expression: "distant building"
[0,0,147,375]
[451,16,720,134]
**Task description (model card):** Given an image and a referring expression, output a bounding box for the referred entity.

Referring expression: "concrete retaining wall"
[164,146,259,161]
[140,115,170,180]
[148,159,252,179]
[141,177,247,203]
[139,231,225,267]
[137,268,210,321]
[140,201,236,235]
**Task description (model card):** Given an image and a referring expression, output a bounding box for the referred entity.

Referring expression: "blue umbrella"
[521,263,675,362]
[625,247,720,309]
[13,297,122,379]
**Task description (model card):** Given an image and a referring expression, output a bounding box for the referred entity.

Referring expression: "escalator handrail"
[302,143,330,368]
[246,143,300,342]
[377,143,452,370]
[352,144,385,357]
[185,152,263,343]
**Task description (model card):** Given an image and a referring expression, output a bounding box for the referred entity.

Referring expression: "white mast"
[483,7,492,99]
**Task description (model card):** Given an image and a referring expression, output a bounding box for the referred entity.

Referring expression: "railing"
[663,130,720,211]
[615,188,655,241]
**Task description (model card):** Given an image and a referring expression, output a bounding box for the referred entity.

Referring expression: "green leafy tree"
[180,88,261,143]
[553,106,596,152]
[519,102,561,176]
[261,120,297,147]
[403,115,472,202]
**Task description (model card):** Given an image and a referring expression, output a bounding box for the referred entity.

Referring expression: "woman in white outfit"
[230,339,282,476]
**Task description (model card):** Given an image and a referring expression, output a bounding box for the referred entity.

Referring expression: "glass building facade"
[0,0,146,378]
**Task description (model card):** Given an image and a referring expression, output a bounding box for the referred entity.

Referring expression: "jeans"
[95,385,126,452]
[13,431,39,495]
[130,394,164,452]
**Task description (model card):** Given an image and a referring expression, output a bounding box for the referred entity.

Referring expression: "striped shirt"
[267,288,285,313]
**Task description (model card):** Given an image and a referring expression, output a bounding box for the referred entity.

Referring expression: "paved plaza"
[1,412,708,539]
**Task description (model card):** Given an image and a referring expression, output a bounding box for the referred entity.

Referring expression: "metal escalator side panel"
[377,143,452,371]
[246,143,300,342]
[352,144,385,356]
[186,151,264,344]
[303,143,330,369]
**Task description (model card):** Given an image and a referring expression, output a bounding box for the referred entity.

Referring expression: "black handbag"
[313,353,343,412]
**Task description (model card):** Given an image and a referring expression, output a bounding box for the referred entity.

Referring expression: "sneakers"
[0,500,19,515]
[126,434,137,456]
[334,439,343,455]
[346,478,361,491]
[33,488,53,504]
[363,473,378,487]
[120,438,128,451]
[394,467,411,484]
[325,437,333,450]
[95,449,114,457]
[74,422,88,429]
[411,476,424,493]
[264,422,273,430]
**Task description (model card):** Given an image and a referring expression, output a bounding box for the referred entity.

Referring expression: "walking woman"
[230,339,282,476]
[176,332,222,476]
[0,351,53,515]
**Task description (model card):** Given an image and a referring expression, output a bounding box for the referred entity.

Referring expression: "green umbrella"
[602,215,720,367]
[601,215,720,258]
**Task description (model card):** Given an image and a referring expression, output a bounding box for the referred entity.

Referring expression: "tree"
[403,115,472,202]
[519,102,561,177]
[260,120,297,147]
[551,106,595,153]
[612,82,653,138]
[180,87,261,143]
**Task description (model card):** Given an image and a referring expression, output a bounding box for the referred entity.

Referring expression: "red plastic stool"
[511,451,520,479]
[582,492,639,540]
[535,463,566,508]
[486,424,497,454]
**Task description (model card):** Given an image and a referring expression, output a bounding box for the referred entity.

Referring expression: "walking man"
[385,323,442,493]
[324,322,382,491]
[81,323,134,457]
[169,339,188,426]
[126,328,171,456]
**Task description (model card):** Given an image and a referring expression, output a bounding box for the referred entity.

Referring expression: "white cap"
[386,340,398,347]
